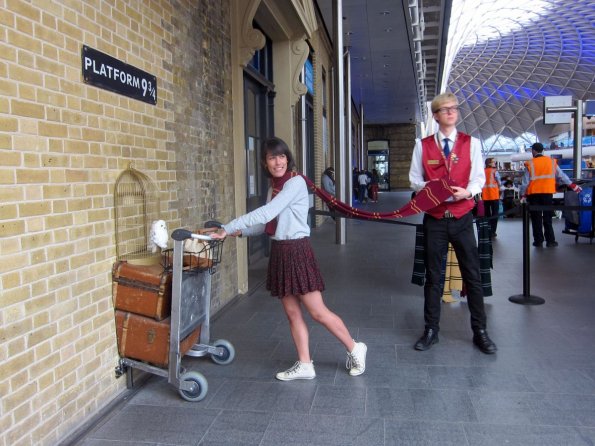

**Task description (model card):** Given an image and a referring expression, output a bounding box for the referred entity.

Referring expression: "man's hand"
[570,183,582,194]
[451,186,472,201]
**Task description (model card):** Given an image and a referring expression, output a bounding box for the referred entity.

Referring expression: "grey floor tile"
[428,366,532,392]
[80,440,162,446]
[206,379,317,413]
[87,404,218,445]
[358,327,419,345]
[311,385,367,416]
[464,423,595,446]
[526,367,595,394]
[334,364,430,389]
[260,412,384,446]
[198,410,273,446]
[366,387,477,421]
[469,390,595,427]
[385,420,468,445]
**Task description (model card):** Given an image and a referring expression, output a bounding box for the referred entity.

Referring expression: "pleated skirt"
[266,237,325,298]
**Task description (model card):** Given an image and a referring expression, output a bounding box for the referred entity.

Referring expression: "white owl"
[149,220,168,253]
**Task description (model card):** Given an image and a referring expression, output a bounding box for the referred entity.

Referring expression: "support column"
[333,0,346,244]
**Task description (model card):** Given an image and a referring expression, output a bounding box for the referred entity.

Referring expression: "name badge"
[428,160,440,165]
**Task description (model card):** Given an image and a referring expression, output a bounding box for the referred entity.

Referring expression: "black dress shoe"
[546,241,558,247]
[414,328,439,351]
[532,241,543,247]
[473,329,497,354]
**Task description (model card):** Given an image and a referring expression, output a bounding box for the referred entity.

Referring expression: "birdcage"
[114,165,162,265]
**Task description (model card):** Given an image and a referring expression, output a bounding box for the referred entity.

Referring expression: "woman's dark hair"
[260,137,296,177]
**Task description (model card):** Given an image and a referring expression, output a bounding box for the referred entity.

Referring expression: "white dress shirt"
[409,129,486,197]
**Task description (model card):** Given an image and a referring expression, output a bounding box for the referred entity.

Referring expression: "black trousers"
[423,212,487,332]
[527,194,555,243]
[483,199,500,236]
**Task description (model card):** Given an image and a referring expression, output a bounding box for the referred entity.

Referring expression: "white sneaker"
[346,341,367,376]
[275,361,316,381]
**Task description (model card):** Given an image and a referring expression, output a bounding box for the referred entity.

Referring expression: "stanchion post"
[509,202,545,305]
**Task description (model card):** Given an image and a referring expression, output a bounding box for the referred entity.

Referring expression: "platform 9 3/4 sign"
[82,45,157,105]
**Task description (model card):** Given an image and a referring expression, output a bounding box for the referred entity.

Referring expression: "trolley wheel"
[179,371,208,402]
[210,339,235,365]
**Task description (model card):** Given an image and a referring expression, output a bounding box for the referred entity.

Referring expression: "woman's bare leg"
[300,290,356,352]
[281,294,311,362]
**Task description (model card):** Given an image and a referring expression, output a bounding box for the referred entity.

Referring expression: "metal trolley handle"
[171,228,213,241]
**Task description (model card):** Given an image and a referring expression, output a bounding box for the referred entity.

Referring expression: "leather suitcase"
[114,310,201,367]
[112,261,171,320]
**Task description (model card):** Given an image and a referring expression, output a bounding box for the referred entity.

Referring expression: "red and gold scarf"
[263,169,456,236]
[264,171,299,235]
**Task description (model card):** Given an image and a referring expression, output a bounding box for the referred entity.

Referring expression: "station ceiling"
[446,0,595,151]
[316,0,594,150]
[317,0,447,125]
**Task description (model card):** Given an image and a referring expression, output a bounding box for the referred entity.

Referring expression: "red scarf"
[306,175,456,221]
[264,171,299,236]
[263,170,456,236]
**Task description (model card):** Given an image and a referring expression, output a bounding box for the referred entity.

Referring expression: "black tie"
[443,138,450,158]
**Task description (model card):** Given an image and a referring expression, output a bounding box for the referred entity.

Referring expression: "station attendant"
[482,157,502,237]
[409,92,497,355]
[520,142,582,247]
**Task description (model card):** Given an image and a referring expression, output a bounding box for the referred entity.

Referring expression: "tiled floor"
[69,191,595,446]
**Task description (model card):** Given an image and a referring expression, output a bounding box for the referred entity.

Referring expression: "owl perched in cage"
[149,220,168,252]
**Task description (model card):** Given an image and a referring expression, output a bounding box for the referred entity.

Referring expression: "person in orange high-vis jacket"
[409,92,496,355]
[520,142,582,247]
[482,158,501,238]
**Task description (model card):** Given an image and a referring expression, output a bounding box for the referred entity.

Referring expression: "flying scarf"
[264,170,456,236]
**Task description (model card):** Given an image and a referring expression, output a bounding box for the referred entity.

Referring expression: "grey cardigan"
[222,176,310,240]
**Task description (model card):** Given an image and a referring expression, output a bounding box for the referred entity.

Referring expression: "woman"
[211,137,367,381]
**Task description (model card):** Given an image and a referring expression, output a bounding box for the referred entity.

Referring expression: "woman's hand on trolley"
[210,229,241,240]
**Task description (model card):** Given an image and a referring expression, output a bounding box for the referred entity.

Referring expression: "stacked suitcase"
[112,261,201,368]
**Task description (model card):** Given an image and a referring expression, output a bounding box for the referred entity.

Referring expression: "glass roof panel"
[439,0,595,153]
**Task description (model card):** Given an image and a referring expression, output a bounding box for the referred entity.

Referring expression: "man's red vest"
[421,132,475,218]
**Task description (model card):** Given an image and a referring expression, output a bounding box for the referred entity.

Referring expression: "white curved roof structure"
[443,0,595,153]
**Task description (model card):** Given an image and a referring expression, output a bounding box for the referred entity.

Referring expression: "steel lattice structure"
[444,0,595,153]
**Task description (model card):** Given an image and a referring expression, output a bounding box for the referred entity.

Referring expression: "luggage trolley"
[115,227,235,402]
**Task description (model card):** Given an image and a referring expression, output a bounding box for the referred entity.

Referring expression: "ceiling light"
[380,11,391,15]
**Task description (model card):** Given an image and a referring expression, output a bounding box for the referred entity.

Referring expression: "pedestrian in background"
[482,157,501,237]
[520,142,582,247]
[321,167,335,196]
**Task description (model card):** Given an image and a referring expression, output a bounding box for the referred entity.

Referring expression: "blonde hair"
[431,93,459,113]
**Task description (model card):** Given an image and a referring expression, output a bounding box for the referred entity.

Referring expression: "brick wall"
[0,1,234,444]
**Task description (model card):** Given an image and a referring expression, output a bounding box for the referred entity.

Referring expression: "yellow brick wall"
[0,1,234,445]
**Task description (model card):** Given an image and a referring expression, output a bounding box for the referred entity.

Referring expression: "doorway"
[367,139,390,191]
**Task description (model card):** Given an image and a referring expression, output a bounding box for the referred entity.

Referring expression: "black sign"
[82,45,157,105]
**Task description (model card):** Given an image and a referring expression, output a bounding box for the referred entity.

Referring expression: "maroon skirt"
[266,237,325,298]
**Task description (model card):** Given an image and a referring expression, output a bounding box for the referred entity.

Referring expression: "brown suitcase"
[114,310,201,367]
[112,261,171,320]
